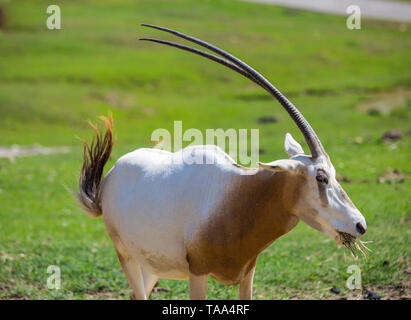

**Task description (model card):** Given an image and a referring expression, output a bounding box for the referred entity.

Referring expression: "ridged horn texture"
[139,24,326,159]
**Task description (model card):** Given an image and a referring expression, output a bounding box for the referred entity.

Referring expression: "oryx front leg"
[189,273,207,300]
[116,250,146,300]
[238,262,256,300]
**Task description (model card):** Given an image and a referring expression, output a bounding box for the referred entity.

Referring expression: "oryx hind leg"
[142,268,158,298]
[115,250,146,300]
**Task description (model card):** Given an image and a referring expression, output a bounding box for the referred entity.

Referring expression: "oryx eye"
[316,171,329,184]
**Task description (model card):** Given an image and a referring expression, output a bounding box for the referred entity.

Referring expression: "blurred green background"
[0,0,409,299]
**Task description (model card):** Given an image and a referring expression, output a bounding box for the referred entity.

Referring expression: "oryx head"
[139,24,367,250]
[258,133,367,246]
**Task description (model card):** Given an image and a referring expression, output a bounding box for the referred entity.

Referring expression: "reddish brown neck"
[226,169,303,253]
[187,168,304,284]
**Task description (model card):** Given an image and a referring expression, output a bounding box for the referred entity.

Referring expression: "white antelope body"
[77,25,367,300]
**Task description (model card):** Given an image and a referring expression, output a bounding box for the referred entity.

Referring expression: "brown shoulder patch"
[186,169,305,285]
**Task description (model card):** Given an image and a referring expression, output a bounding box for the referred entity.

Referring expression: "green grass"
[0,0,410,299]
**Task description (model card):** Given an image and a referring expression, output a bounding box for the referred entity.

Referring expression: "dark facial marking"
[317,182,329,205]
[315,169,329,205]
[316,169,329,184]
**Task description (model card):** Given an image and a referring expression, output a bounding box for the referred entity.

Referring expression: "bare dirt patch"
[0,7,5,29]
[88,90,137,110]
[257,115,280,124]
[378,168,410,184]
[337,283,410,300]
[83,291,128,300]
[381,129,403,142]
[0,145,70,161]
[286,282,410,300]
[357,88,411,115]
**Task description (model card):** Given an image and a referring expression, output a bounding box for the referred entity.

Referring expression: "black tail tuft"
[77,115,114,218]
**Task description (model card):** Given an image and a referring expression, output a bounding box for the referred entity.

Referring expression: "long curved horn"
[139,38,263,87]
[140,24,326,159]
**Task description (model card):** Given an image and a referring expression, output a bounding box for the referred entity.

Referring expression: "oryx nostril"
[356,222,366,235]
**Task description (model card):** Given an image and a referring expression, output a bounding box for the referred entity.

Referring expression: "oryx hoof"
[129,291,136,300]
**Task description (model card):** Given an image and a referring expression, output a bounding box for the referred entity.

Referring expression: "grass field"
[0,0,410,299]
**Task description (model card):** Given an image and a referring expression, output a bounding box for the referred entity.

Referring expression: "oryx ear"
[284,133,304,156]
[257,159,301,172]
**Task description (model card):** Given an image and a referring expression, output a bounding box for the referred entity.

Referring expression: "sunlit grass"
[0,0,409,299]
